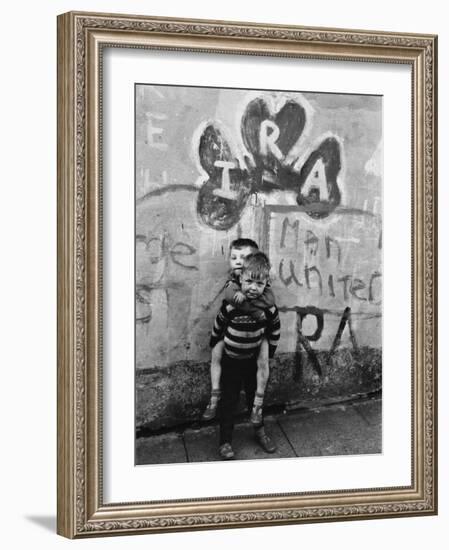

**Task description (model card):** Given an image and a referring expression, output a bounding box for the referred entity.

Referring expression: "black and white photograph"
[1,0,444,545]
[135,84,383,465]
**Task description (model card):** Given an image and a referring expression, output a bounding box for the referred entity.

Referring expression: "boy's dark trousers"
[219,352,261,445]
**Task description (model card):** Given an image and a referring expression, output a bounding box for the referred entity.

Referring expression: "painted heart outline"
[241,97,306,191]
[196,94,343,230]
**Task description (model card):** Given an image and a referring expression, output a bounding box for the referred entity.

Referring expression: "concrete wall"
[135,85,382,430]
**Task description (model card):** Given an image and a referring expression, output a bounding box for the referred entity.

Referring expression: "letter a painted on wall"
[297,137,342,219]
[328,307,359,360]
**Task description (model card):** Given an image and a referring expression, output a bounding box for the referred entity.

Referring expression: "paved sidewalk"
[136,396,381,465]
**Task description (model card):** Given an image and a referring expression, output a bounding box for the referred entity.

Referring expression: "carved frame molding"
[57,11,437,538]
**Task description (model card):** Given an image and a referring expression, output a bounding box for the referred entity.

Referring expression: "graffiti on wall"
[268,208,382,304]
[196,95,343,230]
[136,227,199,324]
[135,84,382,369]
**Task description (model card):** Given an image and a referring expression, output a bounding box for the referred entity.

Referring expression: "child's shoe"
[202,401,218,421]
[218,442,235,460]
[255,427,277,453]
[250,404,263,426]
[201,390,220,421]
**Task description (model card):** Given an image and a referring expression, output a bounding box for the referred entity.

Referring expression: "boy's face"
[240,271,268,300]
[229,246,254,275]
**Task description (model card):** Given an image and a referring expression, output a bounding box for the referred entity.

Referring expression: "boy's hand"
[252,310,266,322]
[233,291,246,304]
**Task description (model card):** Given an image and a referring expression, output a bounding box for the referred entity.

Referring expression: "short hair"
[241,252,271,280]
[230,238,259,251]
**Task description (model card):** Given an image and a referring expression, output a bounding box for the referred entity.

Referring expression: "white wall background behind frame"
[1,0,445,549]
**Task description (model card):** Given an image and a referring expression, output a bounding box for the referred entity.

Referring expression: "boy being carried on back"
[202,238,276,425]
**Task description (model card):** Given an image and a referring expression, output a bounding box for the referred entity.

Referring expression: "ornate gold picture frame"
[57,11,437,538]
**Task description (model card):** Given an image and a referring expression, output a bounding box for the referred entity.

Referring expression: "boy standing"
[202,239,276,424]
[209,252,281,460]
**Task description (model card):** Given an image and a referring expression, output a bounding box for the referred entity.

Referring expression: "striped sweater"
[210,300,281,360]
